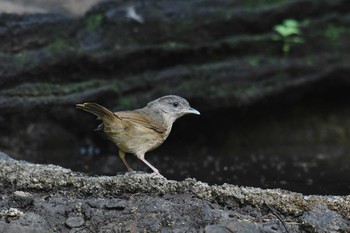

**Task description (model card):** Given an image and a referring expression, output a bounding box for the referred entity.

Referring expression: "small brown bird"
[76,95,200,175]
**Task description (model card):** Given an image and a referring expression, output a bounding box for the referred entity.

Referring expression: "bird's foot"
[150,172,165,178]
[124,170,137,176]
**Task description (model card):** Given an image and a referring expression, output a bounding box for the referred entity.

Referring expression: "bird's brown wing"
[115,110,166,133]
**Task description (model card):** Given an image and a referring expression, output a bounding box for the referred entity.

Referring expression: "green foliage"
[274,19,300,37]
[273,19,304,55]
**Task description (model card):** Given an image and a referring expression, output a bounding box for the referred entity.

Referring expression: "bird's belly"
[108,127,166,155]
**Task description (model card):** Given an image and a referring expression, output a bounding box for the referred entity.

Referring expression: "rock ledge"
[0,154,349,232]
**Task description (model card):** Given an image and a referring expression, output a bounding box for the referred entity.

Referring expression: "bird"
[76,95,200,175]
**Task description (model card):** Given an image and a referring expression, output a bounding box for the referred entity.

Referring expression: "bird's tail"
[76,103,118,123]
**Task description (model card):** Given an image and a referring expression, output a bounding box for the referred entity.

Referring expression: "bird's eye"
[172,102,179,108]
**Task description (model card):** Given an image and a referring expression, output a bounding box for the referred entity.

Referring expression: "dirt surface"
[0,153,349,232]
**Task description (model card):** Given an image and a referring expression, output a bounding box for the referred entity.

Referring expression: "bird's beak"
[186,107,200,115]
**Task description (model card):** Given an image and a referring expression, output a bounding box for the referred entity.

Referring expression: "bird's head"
[147,95,200,122]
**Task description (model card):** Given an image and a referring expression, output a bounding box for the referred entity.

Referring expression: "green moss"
[85,13,104,31]
[47,39,73,54]
[306,57,314,66]
[13,52,29,67]
[248,57,260,67]
[158,42,188,50]
[118,98,132,109]
[174,21,194,35]
[324,24,344,44]
[241,0,284,8]
[2,80,110,97]
[8,51,41,71]
[1,38,77,73]
[196,62,226,72]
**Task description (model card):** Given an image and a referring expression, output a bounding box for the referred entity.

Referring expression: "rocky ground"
[0,152,349,232]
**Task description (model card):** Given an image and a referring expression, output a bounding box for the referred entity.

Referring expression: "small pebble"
[105,199,127,210]
[14,191,32,198]
[205,225,231,233]
[66,216,85,228]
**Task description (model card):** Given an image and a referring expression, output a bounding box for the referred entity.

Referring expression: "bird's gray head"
[147,95,200,121]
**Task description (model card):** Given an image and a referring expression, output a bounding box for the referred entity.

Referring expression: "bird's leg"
[137,153,161,175]
[118,150,133,172]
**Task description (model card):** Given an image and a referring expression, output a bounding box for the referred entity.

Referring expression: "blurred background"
[0,0,350,195]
